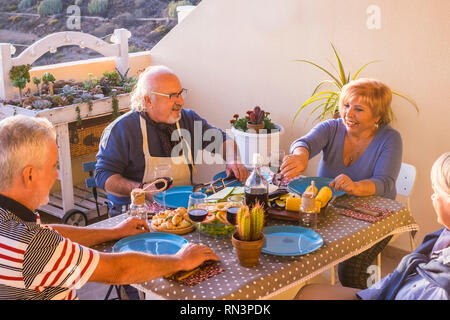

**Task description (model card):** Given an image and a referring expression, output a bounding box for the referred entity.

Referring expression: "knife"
[331,202,381,217]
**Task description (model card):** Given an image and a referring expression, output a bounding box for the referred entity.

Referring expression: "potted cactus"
[231,203,266,267]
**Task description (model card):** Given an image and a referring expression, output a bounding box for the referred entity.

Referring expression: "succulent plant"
[42,72,56,95]
[231,106,277,132]
[248,106,265,125]
[9,65,32,106]
[236,203,265,241]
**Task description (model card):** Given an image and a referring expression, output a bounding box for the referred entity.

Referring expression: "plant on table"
[292,43,419,124]
[235,203,265,241]
[232,202,266,267]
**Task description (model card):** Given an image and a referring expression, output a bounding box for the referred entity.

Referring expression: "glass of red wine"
[188,192,208,244]
[226,206,240,225]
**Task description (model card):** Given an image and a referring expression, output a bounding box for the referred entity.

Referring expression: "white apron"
[139,115,197,186]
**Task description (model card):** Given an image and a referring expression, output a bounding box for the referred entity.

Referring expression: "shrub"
[18,0,34,10]
[37,0,63,15]
[87,0,109,16]
[167,0,192,18]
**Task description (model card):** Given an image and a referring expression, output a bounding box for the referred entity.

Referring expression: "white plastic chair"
[330,163,418,285]
[375,163,417,281]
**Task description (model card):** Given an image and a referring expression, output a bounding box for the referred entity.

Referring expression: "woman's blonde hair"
[431,152,450,196]
[130,65,174,112]
[339,78,392,125]
[0,115,56,191]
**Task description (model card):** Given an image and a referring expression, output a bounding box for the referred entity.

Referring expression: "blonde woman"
[281,78,402,288]
[295,152,450,300]
[282,78,401,199]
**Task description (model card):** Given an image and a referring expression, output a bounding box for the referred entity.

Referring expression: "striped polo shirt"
[0,194,99,300]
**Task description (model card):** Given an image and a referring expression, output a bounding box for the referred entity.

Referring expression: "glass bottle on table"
[300,180,318,228]
[244,153,269,215]
[129,188,149,222]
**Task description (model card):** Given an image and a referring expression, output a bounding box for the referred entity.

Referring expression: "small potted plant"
[231,203,266,267]
[230,106,283,167]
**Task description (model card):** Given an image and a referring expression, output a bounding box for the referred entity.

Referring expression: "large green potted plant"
[231,203,266,267]
[230,106,283,168]
[292,43,419,123]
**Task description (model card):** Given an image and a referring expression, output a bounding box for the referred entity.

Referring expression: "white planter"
[0,94,131,218]
[230,124,284,168]
[0,93,130,124]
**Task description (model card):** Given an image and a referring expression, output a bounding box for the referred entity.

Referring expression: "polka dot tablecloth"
[90,195,419,300]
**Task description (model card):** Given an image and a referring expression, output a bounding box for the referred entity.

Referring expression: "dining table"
[89,193,419,300]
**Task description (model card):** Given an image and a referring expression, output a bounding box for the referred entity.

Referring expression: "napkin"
[165,261,224,286]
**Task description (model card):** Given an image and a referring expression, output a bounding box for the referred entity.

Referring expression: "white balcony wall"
[148,0,450,250]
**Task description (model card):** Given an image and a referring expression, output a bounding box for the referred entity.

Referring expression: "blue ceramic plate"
[262,226,323,256]
[153,186,193,208]
[112,232,188,255]
[287,176,345,197]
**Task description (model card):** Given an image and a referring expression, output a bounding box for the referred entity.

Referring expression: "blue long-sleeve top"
[357,227,450,300]
[95,109,228,191]
[289,119,402,199]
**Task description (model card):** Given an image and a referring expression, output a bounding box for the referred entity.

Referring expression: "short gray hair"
[130,65,175,112]
[0,115,56,191]
[431,151,450,196]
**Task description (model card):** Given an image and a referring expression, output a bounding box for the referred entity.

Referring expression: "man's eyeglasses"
[151,88,187,99]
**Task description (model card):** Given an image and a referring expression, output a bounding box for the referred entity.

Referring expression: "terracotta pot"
[231,233,265,267]
[246,122,265,133]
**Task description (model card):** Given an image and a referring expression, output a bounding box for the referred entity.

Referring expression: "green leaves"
[293,43,418,124]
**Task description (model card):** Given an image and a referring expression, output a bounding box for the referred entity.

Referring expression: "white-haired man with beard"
[0,115,218,300]
[95,65,249,217]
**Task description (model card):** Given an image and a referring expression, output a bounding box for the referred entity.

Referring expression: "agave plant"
[292,43,419,124]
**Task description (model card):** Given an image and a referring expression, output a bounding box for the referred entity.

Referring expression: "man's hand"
[173,243,219,273]
[113,216,150,239]
[226,161,249,183]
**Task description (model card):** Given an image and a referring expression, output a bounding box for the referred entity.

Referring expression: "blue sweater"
[290,119,402,199]
[95,109,228,191]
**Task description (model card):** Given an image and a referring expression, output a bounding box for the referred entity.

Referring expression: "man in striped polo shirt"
[0,115,218,300]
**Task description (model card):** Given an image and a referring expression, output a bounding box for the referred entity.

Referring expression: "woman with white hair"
[95,65,248,217]
[295,152,450,300]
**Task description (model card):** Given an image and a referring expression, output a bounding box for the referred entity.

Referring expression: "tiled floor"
[39,211,408,300]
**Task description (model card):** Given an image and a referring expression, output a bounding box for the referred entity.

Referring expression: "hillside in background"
[0,0,201,66]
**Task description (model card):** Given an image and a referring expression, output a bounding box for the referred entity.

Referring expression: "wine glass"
[153,163,172,211]
[188,192,208,244]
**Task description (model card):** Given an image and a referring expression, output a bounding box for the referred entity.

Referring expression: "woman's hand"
[113,216,150,239]
[280,147,309,180]
[330,174,357,195]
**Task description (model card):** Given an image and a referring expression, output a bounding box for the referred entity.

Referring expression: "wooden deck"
[37,184,109,224]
